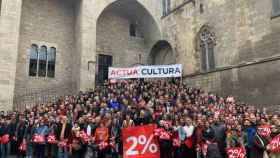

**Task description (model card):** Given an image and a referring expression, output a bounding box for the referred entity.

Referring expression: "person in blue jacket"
[109,98,121,110]
[34,117,49,158]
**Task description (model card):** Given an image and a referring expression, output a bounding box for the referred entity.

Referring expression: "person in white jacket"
[182,117,195,158]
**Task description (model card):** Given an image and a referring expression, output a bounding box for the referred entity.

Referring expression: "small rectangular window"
[162,0,171,16]
[47,47,56,78]
[0,0,2,16]
[129,24,136,37]
[272,0,280,17]
[162,0,167,16]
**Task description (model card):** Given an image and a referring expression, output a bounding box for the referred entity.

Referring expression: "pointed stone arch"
[149,40,175,65]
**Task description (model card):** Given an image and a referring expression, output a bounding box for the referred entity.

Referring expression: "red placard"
[19,139,27,151]
[227,147,246,158]
[1,134,9,144]
[267,134,280,153]
[122,124,160,158]
[258,125,271,137]
[33,134,45,143]
[47,134,57,144]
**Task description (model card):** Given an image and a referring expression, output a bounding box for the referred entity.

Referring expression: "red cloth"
[159,130,171,140]
[172,132,181,147]
[154,128,163,136]
[58,140,67,147]
[185,137,193,148]
[47,134,57,144]
[19,139,27,151]
[99,141,109,150]
[267,134,280,153]
[32,134,45,143]
[1,134,9,144]
[196,127,203,146]
[95,127,109,144]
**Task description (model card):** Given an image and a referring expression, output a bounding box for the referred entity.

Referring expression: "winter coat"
[206,143,223,158]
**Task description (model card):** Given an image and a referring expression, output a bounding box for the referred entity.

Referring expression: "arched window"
[38,46,47,77]
[47,47,56,78]
[29,44,38,76]
[199,26,216,71]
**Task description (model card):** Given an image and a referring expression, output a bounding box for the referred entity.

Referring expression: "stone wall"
[0,0,22,111]
[1,0,279,110]
[185,58,280,112]
[14,0,77,106]
[164,0,280,106]
[74,0,162,92]
[96,10,148,67]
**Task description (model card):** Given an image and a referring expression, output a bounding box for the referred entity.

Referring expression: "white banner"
[108,64,182,79]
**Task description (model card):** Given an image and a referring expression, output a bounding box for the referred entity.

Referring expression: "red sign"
[19,139,27,151]
[47,134,57,144]
[1,134,9,144]
[267,134,280,153]
[227,147,246,158]
[122,124,160,158]
[33,134,45,143]
[258,125,271,137]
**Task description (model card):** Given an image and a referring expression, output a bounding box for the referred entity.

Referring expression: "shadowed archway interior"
[96,0,160,84]
[150,40,175,65]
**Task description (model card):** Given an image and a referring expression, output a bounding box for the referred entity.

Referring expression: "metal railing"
[13,82,77,111]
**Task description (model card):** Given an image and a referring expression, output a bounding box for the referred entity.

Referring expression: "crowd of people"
[0,79,279,158]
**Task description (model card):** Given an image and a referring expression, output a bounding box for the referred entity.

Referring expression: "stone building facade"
[0,0,279,111]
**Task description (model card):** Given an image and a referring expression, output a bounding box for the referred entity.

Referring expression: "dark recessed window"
[200,4,204,14]
[129,24,136,37]
[29,44,38,77]
[38,46,47,77]
[28,44,56,78]
[162,0,171,16]
[47,47,56,78]
[0,0,2,16]
[272,0,280,17]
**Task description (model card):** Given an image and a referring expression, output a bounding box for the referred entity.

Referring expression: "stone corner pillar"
[76,0,97,92]
[0,0,23,111]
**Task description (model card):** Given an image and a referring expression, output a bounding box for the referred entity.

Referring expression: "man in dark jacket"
[206,135,223,158]
[210,118,226,158]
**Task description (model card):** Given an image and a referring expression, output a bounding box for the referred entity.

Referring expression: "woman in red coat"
[94,120,109,158]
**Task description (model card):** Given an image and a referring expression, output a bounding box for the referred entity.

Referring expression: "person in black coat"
[0,118,15,158]
[206,136,223,158]
[250,131,269,158]
[15,117,28,158]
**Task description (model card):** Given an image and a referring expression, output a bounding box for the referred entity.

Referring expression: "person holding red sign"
[268,125,280,158]
[183,117,195,158]
[57,116,72,158]
[157,120,172,158]
[34,117,49,158]
[0,117,13,158]
[15,116,28,158]
[250,126,270,158]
